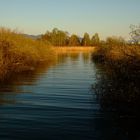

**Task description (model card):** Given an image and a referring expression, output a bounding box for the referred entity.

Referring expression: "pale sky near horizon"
[0,0,139,39]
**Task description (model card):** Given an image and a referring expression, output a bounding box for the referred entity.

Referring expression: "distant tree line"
[40,28,100,46]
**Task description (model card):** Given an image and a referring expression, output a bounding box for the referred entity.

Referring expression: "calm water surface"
[0,53,139,140]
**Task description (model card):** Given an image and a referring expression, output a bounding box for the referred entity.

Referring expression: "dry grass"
[54,46,95,54]
[92,43,140,111]
[92,44,140,78]
[0,27,55,80]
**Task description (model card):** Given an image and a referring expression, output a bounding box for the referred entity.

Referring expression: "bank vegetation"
[92,35,140,113]
[0,28,54,80]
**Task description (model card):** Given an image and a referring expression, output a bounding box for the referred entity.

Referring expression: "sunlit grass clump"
[0,27,54,80]
[92,37,140,79]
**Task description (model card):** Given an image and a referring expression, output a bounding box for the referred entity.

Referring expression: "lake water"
[0,52,139,140]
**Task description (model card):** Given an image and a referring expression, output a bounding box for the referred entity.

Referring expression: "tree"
[51,28,69,46]
[106,36,125,46]
[91,33,100,46]
[130,24,140,44]
[41,28,69,46]
[81,33,91,46]
[41,31,52,42]
[69,34,80,46]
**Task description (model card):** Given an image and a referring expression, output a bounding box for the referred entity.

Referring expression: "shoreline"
[53,46,95,54]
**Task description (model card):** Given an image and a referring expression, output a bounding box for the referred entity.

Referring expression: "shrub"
[0,27,54,80]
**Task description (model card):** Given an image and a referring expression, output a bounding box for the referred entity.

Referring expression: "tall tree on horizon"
[69,34,81,46]
[41,28,69,46]
[91,33,100,46]
[81,33,91,46]
[130,24,140,44]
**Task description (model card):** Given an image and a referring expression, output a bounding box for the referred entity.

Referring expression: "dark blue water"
[0,53,139,140]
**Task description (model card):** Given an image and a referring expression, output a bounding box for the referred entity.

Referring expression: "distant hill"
[22,34,42,39]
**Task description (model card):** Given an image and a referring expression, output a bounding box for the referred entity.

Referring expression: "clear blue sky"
[0,0,139,39]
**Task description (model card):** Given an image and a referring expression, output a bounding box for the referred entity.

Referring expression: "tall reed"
[92,43,140,79]
[92,39,140,112]
[0,27,54,80]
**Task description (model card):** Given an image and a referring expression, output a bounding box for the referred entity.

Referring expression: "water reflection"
[82,53,90,63]
[0,52,97,140]
[0,62,56,105]
[0,52,91,105]
[69,53,80,61]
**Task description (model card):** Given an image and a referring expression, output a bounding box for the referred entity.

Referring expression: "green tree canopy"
[41,28,69,46]
[69,34,80,46]
[106,36,125,46]
[81,33,91,46]
[91,33,100,46]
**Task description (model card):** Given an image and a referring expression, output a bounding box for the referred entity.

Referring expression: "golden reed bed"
[54,46,95,53]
